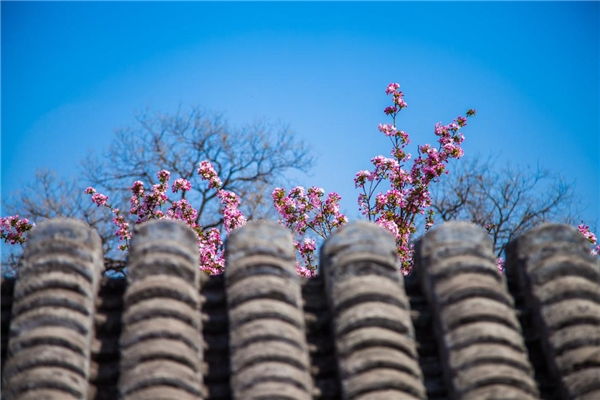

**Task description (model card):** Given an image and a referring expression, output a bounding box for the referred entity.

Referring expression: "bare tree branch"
[2,170,120,274]
[3,107,314,275]
[431,156,578,257]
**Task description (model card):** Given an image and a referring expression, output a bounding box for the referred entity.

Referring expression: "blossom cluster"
[84,163,246,274]
[1,216,34,245]
[5,82,597,278]
[355,83,475,273]
[496,257,505,273]
[198,161,222,189]
[273,186,347,275]
[578,222,600,256]
[218,190,247,234]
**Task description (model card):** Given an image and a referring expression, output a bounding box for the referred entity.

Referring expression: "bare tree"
[1,170,118,275]
[2,108,314,275]
[431,156,578,257]
[83,107,314,228]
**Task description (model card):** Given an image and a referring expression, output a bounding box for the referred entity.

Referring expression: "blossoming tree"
[3,82,598,276]
[1,109,314,274]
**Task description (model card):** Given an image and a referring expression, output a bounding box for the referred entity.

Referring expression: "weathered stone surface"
[322,221,427,400]
[2,219,600,400]
[225,221,313,400]
[118,219,204,400]
[507,224,600,400]
[415,221,540,400]
[2,219,103,400]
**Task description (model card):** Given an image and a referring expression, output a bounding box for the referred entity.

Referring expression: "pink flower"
[198,227,225,274]
[198,160,222,189]
[7,82,480,278]
[1,215,34,245]
[378,123,397,137]
[113,214,131,241]
[307,187,323,209]
[172,178,192,193]
[376,217,399,239]
[91,193,109,207]
[384,106,399,115]
[385,82,400,94]
[131,181,144,194]
[578,223,598,249]
[157,170,170,183]
[167,199,198,226]
[299,237,316,252]
[393,94,407,109]
[354,170,377,188]
[273,185,347,269]
[496,257,505,272]
[354,82,472,273]
[218,190,247,234]
[296,263,316,278]
[372,155,399,170]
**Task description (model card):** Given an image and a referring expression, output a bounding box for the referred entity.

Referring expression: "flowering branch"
[83,163,246,274]
[1,216,34,245]
[578,222,600,257]
[5,81,596,278]
[272,186,347,276]
[354,83,475,273]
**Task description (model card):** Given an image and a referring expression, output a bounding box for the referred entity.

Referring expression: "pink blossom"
[578,222,598,244]
[578,222,600,259]
[355,84,473,273]
[91,193,109,207]
[1,215,34,245]
[273,185,347,273]
[167,199,198,226]
[289,186,305,198]
[307,187,323,209]
[296,263,316,278]
[384,106,399,115]
[354,170,376,188]
[294,238,318,275]
[217,190,247,234]
[296,237,317,257]
[6,82,479,278]
[157,169,170,183]
[198,161,222,189]
[378,123,397,137]
[198,227,225,274]
[385,82,400,94]
[394,130,410,145]
[496,257,505,272]
[434,123,447,137]
[112,212,131,241]
[447,122,459,132]
[131,181,144,196]
[393,94,407,109]
[376,217,399,239]
[371,155,399,172]
[172,178,192,193]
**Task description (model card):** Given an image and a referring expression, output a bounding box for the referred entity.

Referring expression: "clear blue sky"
[2,2,599,230]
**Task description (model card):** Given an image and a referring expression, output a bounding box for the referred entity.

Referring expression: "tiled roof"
[1,218,599,399]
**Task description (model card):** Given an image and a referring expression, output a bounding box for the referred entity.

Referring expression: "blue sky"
[2,2,599,230]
